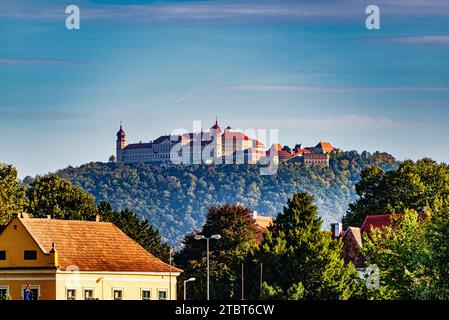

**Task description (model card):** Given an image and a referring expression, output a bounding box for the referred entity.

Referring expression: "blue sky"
[1,0,449,177]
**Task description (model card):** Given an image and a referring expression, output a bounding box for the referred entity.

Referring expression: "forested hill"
[52,151,398,244]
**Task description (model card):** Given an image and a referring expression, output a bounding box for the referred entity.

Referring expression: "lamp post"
[194,234,221,300]
[241,263,244,300]
[169,248,173,300]
[183,277,196,300]
[169,243,184,300]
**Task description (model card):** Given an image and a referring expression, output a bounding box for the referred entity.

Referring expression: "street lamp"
[169,243,184,300]
[183,277,196,300]
[194,234,221,300]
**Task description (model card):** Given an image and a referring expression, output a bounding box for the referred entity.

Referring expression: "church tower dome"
[117,124,126,140]
[210,117,221,132]
[209,117,222,160]
[116,124,126,162]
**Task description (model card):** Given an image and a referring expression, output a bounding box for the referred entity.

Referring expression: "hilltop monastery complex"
[116,119,337,167]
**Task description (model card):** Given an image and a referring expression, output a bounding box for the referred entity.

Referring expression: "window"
[0,251,5,260]
[66,289,76,300]
[24,250,37,260]
[22,286,39,300]
[113,289,123,300]
[141,289,151,301]
[84,289,94,300]
[0,286,9,300]
[158,290,167,300]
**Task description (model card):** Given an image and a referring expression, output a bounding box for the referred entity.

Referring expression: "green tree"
[175,204,259,300]
[0,163,27,225]
[362,210,431,299]
[426,200,449,298]
[98,201,170,262]
[343,159,449,228]
[256,192,362,300]
[55,150,399,244]
[26,175,98,220]
[1,167,169,262]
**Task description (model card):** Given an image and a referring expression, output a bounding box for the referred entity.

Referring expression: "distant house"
[337,213,426,267]
[268,141,336,167]
[338,214,397,267]
[312,141,336,154]
[303,153,330,167]
[278,150,294,162]
[249,211,273,243]
[0,215,181,300]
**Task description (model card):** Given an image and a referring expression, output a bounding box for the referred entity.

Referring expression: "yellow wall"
[55,272,179,300]
[0,218,54,269]
[0,271,57,300]
[0,271,179,300]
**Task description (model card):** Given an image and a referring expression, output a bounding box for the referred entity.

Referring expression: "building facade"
[116,119,266,165]
[115,120,337,167]
[0,215,181,300]
[303,153,330,167]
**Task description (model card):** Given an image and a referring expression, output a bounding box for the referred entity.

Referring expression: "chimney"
[47,215,51,220]
[95,214,101,222]
[331,223,342,238]
[252,211,258,220]
[49,242,59,267]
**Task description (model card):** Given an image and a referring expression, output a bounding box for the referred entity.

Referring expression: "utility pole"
[206,238,210,300]
[169,248,173,300]
[241,263,244,300]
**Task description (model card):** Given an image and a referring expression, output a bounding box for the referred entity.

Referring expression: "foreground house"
[0,215,181,300]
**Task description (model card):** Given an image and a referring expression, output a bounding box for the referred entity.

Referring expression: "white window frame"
[66,288,77,300]
[0,285,9,298]
[112,287,124,300]
[141,288,151,300]
[21,285,40,300]
[83,287,95,300]
[157,289,168,300]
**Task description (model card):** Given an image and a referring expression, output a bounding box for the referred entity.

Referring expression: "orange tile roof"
[18,218,181,273]
[347,227,362,247]
[360,214,394,234]
[222,131,250,141]
[315,141,335,151]
[254,215,273,229]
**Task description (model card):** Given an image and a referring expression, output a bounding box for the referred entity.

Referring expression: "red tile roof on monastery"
[124,143,153,150]
[315,141,335,152]
[222,131,250,141]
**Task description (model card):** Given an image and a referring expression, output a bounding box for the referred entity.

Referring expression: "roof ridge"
[19,217,113,224]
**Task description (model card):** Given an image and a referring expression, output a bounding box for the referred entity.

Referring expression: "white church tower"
[209,117,222,160]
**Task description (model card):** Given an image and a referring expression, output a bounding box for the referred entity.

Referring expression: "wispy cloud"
[0,2,357,21]
[0,110,86,121]
[232,84,449,94]
[231,114,399,131]
[176,89,197,103]
[0,58,84,65]
[386,35,449,44]
[2,0,449,22]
